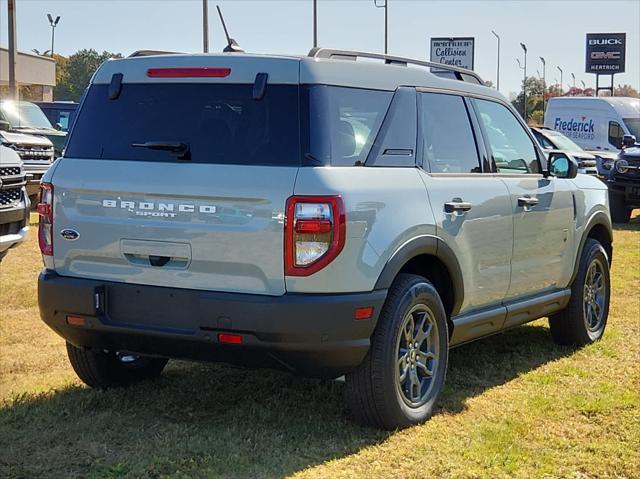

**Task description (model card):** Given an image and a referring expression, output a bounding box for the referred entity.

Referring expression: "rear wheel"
[549,239,610,346]
[345,274,449,430]
[66,342,168,388]
[609,193,631,223]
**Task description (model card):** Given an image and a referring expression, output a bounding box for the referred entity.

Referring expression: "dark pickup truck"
[608,139,640,223]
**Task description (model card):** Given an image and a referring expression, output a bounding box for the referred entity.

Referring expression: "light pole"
[202,0,209,52]
[8,0,17,99]
[313,0,318,48]
[557,66,563,95]
[373,0,388,54]
[571,72,576,92]
[47,13,60,57]
[540,56,546,115]
[581,79,588,96]
[491,30,500,91]
[520,42,528,122]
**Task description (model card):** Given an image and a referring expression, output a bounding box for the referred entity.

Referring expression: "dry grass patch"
[0,214,638,478]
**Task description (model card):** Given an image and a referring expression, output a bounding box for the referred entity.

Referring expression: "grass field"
[1,214,638,479]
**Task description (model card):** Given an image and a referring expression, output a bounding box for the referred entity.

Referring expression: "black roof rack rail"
[308,48,485,85]
[128,50,184,58]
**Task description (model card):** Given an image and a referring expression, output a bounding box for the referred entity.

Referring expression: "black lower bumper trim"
[38,271,387,378]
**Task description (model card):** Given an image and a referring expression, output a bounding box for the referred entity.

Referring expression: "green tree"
[511,76,546,125]
[54,49,122,101]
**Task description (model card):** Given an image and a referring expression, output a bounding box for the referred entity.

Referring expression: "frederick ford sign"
[585,33,626,74]
[430,37,475,70]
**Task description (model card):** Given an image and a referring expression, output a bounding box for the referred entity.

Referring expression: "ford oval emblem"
[60,229,80,241]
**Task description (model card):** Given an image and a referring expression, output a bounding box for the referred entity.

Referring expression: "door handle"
[517,196,539,208]
[444,201,473,213]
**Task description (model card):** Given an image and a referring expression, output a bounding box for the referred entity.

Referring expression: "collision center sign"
[585,33,626,74]
[430,37,475,70]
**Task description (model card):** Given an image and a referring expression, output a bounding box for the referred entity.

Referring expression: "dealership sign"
[585,33,626,74]
[430,37,475,70]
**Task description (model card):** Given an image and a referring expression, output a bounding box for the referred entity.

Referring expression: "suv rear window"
[65,83,301,166]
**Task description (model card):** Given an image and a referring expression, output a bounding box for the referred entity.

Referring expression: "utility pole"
[520,43,528,123]
[203,0,209,53]
[7,0,18,100]
[47,14,60,57]
[540,57,546,115]
[373,0,388,54]
[491,30,500,91]
[557,66,563,95]
[313,0,318,48]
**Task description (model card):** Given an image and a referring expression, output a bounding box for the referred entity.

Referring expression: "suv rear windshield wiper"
[131,141,190,160]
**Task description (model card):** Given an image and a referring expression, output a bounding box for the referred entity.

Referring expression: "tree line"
[511,76,639,126]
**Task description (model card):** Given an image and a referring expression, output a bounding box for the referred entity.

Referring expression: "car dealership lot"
[0,213,638,478]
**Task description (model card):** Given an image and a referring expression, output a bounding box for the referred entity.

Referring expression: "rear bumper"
[38,271,387,378]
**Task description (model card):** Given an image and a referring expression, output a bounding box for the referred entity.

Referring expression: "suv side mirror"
[622,135,636,148]
[0,120,10,131]
[548,151,578,179]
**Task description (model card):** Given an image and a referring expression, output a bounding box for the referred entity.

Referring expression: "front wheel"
[549,239,610,346]
[66,342,168,388]
[345,274,449,430]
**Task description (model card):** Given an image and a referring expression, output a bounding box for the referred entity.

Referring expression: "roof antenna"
[216,5,245,53]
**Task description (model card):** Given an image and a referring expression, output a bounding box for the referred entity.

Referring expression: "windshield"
[0,101,54,130]
[546,131,584,152]
[624,118,640,139]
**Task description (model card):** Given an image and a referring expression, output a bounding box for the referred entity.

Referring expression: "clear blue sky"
[2,0,639,98]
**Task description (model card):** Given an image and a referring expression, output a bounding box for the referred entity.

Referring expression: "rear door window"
[419,92,481,173]
[65,83,301,166]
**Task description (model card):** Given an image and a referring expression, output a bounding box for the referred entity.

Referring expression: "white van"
[544,96,640,154]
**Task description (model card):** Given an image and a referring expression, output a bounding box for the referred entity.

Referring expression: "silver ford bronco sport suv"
[37,49,613,430]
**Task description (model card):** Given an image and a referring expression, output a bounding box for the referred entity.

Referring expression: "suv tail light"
[285,196,346,276]
[37,182,54,256]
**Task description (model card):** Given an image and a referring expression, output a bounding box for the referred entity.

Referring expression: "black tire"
[66,342,168,388]
[345,274,449,430]
[549,239,610,346]
[609,193,631,224]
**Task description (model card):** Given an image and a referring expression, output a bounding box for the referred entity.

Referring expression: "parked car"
[0,129,55,204]
[544,96,640,155]
[0,144,30,261]
[606,137,640,223]
[531,126,598,175]
[34,101,78,132]
[37,49,613,430]
[0,100,67,156]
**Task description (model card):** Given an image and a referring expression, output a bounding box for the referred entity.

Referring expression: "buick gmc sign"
[554,117,595,141]
[586,33,626,73]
